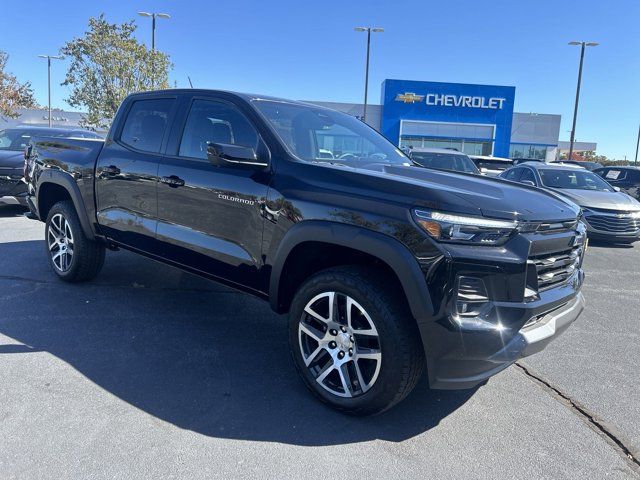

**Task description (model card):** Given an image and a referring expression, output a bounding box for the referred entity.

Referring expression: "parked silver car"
[499,162,640,243]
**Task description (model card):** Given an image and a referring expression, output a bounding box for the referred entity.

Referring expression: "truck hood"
[0,150,24,169]
[353,163,580,222]
[547,188,640,212]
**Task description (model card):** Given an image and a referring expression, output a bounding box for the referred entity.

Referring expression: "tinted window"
[410,151,479,174]
[504,168,522,181]
[603,169,626,181]
[179,100,259,159]
[120,98,174,153]
[520,168,537,185]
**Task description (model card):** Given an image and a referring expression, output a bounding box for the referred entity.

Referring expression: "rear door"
[155,94,271,292]
[95,96,177,250]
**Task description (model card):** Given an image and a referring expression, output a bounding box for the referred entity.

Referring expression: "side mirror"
[521,180,536,187]
[207,142,267,168]
[24,144,33,160]
[614,186,621,192]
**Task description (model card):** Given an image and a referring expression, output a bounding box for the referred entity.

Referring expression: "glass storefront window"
[509,144,547,160]
[400,136,493,155]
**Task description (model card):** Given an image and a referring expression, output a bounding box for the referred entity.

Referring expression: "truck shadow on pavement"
[0,240,477,446]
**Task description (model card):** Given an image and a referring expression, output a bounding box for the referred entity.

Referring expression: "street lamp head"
[371,27,384,33]
[38,55,63,60]
[138,11,152,17]
[354,27,368,32]
[569,41,599,47]
[156,13,171,19]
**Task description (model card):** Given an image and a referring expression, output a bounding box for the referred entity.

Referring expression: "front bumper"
[585,227,640,244]
[0,169,27,206]
[422,284,584,390]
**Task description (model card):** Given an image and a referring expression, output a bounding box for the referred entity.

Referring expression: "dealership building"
[309,79,590,162]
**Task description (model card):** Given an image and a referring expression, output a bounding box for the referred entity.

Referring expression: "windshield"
[0,128,101,151]
[539,169,615,192]
[411,151,480,174]
[252,100,410,166]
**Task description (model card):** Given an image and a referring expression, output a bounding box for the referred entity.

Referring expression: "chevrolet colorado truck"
[25,89,586,415]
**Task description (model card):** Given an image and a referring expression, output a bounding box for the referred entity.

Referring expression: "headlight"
[413,209,519,245]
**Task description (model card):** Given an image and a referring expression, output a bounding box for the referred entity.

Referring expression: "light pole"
[37,55,63,127]
[138,12,171,88]
[634,123,639,166]
[354,26,383,124]
[567,41,598,162]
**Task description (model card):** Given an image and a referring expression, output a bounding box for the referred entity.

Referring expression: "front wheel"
[45,200,105,282]
[289,266,425,415]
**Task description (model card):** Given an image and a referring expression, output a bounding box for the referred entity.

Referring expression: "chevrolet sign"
[395,92,506,109]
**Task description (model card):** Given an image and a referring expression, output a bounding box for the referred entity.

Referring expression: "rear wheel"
[289,266,425,415]
[45,200,105,282]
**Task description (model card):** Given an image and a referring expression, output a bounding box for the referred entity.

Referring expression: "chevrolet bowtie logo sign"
[395,92,425,104]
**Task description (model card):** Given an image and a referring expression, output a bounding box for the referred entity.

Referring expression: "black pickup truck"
[25,89,586,415]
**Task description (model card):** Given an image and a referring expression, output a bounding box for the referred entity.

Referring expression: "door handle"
[160,175,185,188]
[102,165,120,176]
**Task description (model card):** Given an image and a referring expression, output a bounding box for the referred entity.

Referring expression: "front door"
[95,96,176,250]
[155,97,270,292]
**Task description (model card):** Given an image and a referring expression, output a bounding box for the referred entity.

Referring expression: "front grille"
[529,245,582,290]
[584,209,639,234]
[536,220,578,233]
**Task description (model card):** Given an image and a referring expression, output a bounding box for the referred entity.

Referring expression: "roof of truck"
[129,88,314,106]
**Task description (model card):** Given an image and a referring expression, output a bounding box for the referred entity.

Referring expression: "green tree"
[60,14,172,129]
[0,50,38,118]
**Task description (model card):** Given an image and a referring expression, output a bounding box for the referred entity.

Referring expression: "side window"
[120,98,174,153]
[520,168,537,185]
[504,168,522,181]
[179,99,259,160]
[604,169,625,181]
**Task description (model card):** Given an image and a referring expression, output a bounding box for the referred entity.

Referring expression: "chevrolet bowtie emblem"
[395,92,425,104]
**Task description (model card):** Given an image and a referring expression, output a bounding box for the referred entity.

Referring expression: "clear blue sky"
[4,0,639,159]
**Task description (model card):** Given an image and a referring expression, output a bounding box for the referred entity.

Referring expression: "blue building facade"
[380,79,516,158]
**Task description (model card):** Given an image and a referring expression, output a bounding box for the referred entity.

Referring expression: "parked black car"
[409,147,480,174]
[500,162,640,243]
[0,126,102,206]
[25,90,586,414]
[593,166,640,200]
[556,160,603,171]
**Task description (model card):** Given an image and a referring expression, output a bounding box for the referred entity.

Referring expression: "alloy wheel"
[298,291,382,398]
[47,213,74,272]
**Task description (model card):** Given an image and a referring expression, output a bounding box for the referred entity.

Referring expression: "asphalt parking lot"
[1,204,639,479]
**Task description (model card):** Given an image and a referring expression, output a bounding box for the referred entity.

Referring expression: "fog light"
[452,276,502,331]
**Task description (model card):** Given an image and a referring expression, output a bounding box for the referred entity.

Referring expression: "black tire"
[289,265,425,415]
[45,200,105,282]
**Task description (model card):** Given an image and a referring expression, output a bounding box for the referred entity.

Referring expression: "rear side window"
[120,98,174,153]
[178,99,259,160]
[504,168,522,181]
[520,168,537,185]
[604,169,626,181]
